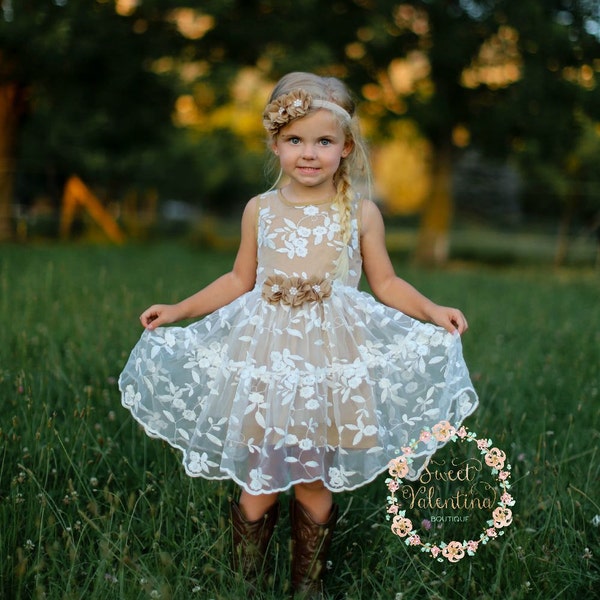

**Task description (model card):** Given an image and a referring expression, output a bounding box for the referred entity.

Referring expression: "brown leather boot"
[290,499,338,599]
[230,499,280,582]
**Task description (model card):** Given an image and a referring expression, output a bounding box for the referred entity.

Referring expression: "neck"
[281,183,336,204]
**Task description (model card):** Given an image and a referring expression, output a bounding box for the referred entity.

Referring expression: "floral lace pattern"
[119,190,478,494]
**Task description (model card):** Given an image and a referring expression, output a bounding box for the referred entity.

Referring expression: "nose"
[301,144,317,159]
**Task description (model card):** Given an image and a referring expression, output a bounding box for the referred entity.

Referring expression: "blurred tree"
[555,115,600,265]
[486,2,600,266]
[178,0,600,263]
[0,0,190,239]
[0,72,25,239]
[1,0,599,256]
[337,0,600,264]
[0,0,385,238]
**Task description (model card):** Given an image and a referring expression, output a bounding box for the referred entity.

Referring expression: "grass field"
[1,241,599,599]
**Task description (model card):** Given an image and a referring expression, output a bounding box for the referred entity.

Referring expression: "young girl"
[119,72,478,598]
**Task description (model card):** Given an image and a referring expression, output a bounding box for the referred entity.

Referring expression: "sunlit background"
[1,0,599,266]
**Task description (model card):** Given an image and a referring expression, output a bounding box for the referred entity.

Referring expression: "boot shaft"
[230,499,280,576]
[290,499,338,598]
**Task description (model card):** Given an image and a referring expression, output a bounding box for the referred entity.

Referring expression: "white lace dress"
[119,190,478,494]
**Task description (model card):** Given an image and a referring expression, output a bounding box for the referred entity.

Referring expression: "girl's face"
[272,109,352,197]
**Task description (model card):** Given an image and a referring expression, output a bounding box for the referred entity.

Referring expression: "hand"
[139,304,180,330]
[428,304,469,335]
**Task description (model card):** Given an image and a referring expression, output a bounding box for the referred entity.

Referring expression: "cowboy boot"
[290,499,338,599]
[230,499,280,583]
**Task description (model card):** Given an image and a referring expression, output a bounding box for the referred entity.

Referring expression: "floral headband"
[262,89,352,135]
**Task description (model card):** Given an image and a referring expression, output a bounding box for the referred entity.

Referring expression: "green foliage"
[0,242,598,599]
[132,129,267,211]
[2,0,183,195]
[2,0,600,222]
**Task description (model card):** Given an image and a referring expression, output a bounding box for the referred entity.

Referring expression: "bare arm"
[360,199,468,334]
[140,198,259,330]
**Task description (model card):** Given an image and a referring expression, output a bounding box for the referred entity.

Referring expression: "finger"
[140,309,160,329]
[453,313,468,335]
[441,317,458,335]
[147,315,163,330]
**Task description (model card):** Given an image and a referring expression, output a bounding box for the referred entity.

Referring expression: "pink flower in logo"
[432,421,455,442]
[388,457,409,479]
[430,546,441,558]
[477,438,490,450]
[442,541,465,563]
[409,534,421,546]
[467,540,479,553]
[485,447,506,470]
[501,492,514,506]
[387,479,400,493]
[492,507,513,528]
[498,470,510,481]
[391,516,413,538]
[419,430,432,443]
[456,426,468,438]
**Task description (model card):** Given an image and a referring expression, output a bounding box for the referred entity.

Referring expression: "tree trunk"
[554,188,580,267]
[0,83,23,241]
[415,144,453,267]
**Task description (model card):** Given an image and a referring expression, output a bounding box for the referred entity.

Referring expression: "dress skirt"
[119,280,478,495]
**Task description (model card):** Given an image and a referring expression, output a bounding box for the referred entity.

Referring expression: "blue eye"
[290,137,300,144]
[320,139,332,146]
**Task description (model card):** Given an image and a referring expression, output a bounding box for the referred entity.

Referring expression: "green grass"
[1,242,599,599]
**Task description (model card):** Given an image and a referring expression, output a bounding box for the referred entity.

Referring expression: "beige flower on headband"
[263,89,312,135]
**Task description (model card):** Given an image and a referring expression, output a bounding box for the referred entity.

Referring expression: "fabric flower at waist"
[262,275,332,306]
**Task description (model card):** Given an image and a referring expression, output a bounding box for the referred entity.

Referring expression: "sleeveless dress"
[119,190,478,494]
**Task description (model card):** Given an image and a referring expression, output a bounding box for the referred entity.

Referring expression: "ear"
[341,140,354,158]
[270,140,279,155]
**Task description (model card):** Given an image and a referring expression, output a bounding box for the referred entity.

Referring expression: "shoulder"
[359,198,385,235]
[359,197,381,215]
[241,191,279,234]
[358,199,394,274]
[239,196,263,234]
[245,195,260,211]
[247,190,279,213]
[243,192,271,217]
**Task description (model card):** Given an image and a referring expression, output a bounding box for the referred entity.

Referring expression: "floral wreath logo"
[386,421,515,563]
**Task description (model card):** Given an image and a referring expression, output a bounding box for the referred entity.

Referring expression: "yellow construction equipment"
[60,175,125,243]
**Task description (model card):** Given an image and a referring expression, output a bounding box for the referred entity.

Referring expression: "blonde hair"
[264,72,371,276]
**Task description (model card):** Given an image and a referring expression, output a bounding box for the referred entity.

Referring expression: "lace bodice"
[255,190,362,288]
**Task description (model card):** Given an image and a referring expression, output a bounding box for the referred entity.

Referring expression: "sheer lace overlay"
[119,190,478,494]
